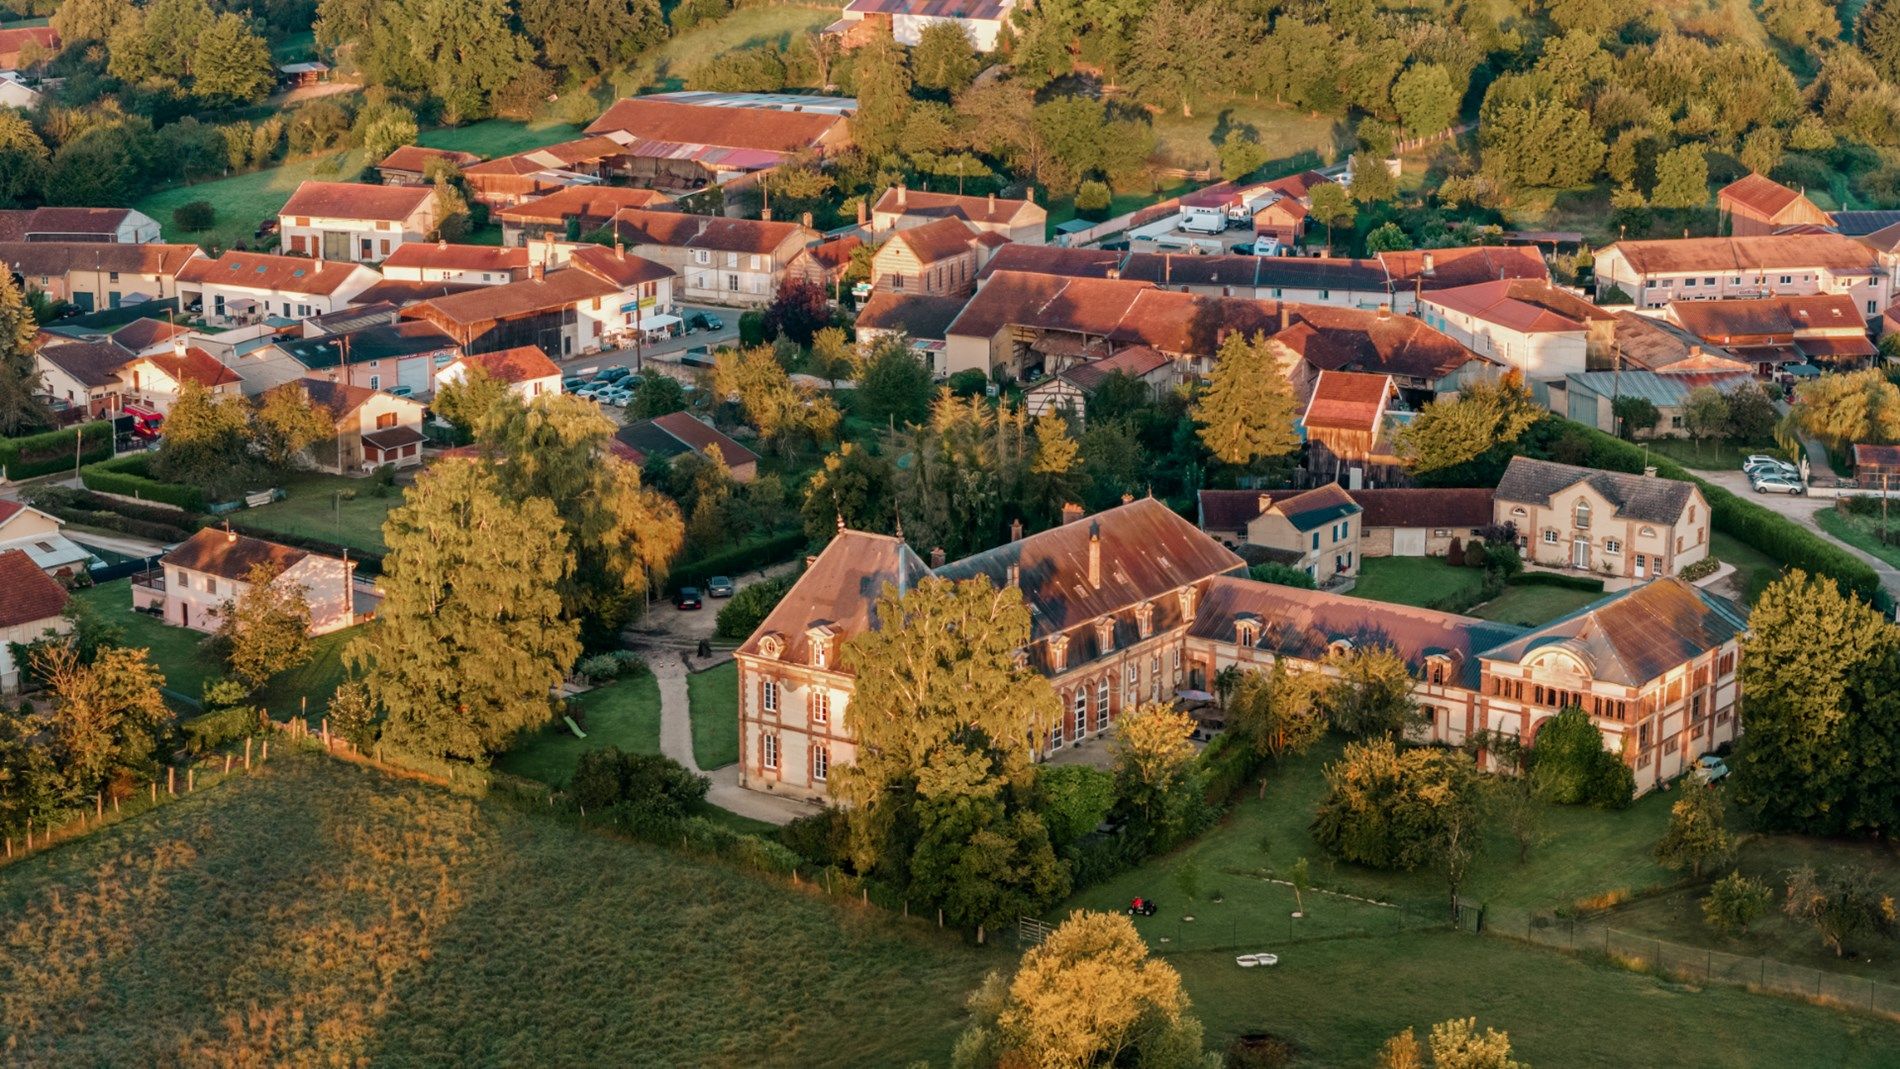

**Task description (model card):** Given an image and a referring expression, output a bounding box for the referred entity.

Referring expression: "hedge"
[667,528,805,593]
[1508,572,1605,593]
[1567,421,1885,605]
[179,706,259,754]
[0,421,113,479]
[80,453,207,513]
[25,486,204,543]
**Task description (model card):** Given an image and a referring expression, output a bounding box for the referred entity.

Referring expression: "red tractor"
[1127,897,1157,917]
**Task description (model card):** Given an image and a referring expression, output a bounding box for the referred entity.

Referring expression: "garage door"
[1391,528,1427,556]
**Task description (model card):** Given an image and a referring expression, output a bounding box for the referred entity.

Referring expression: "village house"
[434,345,562,404]
[34,338,136,416]
[274,316,461,397]
[1546,359,1756,439]
[298,377,429,472]
[1298,369,1406,484]
[852,291,965,373]
[378,242,531,285]
[117,342,244,416]
[1268,304,1497,402]
[1495,456,1709,581]
[1022,344,1175,422]
[976,244,1405,310]
[0,25,57,70]
[0,499,93,578]
[0,548,68,696]
[870,186,1046,244]
[1665,293,1879,375]
[869,216,1002,296]
[177,251,381,327]
[279,181,442,263]
[1244,483,1363,585]
[785,235,863,297]
[1852,443,1900,486]
[403,264,636,357]
[376,145,482,186]
[460,154,580,210]
[0,206,161,244]
[1418,279,1616,401]
[1250,171,1335,248]
[1,241,206,312]
[584,91,856,189]
[736,496,1745,801]
[133,527,370,635]
[1717,173,1833,237]
[828,0,1017,50]
[495,185,673,247]
[615,410,760,482]
[611,208,816,307]
[1198,487,1495,559]
[1592,235,1897,315]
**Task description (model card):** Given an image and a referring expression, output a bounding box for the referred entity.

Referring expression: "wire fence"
[1459,900,1900,1020]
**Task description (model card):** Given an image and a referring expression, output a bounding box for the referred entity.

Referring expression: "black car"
[673,586,703,610]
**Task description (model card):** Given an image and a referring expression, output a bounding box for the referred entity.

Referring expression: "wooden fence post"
[187,768,195,792]
[150,781,156,803]
[95,792,102,822]
[5,836,11,858]
[245,737,252,770]
[111,794,119,815]
[260,740,269,762]
[167,766,175,795]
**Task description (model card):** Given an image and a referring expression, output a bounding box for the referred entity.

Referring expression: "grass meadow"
[234,472,406,555]
[496,672,665,787]
[0,754,995,1066]
[687,660,740,769]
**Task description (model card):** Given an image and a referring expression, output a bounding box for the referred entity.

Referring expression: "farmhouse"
[870,186,1046,244]
[611,208,816,307]
[1591,235,1896,315]
[0,241,206,311]
[298,378,429,472]
[0,206,161,244]
[736,496,1744,801]
[278,181,441,263]
[1418,279,1616,401]
[135,528,368,635]
[495,185,672,246]
[1198,487,1495,559]
[378,242,531,284]
[1717,173,1833,237]
[1665,293,1878,375]
[377,145,482,186]
[583,92,855,189]
[868,216,1001,296]
[177,251,381,326]
[0,548,68,696]
[1495,456,1709,581]
[829,0,1018,50]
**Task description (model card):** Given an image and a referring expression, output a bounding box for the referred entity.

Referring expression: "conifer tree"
[1190,330,1299,468]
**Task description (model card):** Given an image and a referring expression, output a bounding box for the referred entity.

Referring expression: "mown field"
[0,754,994,1066]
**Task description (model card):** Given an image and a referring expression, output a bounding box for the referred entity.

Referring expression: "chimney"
[1107,267,1120,280]
[1421,252,1435,277]
[856,200,868,227]
[1121,493,1133,504]
[929,546,946,567]
[224,520,236,544]
[438,239,447,249]
[1643,465,1658,478]
[1165,254,1172,285]
[1026,186,1036,203]
[897,183,907,208]
[1087,522,1102,589]
[1377,302,1390,319]
[987,191,996,212]
[1279,304,1290,331]
[805,555,819,567]
[1009,517,1023,541]
[835,511,846,533]
[1257,493,1271,513]
[698,218,709,237]
[1006,562,1019,588]
[1061,502,1084,525]
[761,207,772,222]
[802,210,813,228]
[531,261,544,281]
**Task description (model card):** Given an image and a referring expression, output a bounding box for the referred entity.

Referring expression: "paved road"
[556,304,740,382]
[1702,468,1900,600]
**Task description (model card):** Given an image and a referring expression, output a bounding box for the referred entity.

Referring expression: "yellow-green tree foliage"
[214,562,314,692]
[1190,330,1299,466]
[1394,372,1542,474]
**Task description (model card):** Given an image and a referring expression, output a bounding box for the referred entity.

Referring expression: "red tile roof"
[138,346,241,388]
[0,26,58,57]
[566,244,673,288]
[650,410,759,468]
[1423,279,1612,333]
[299,377,386,419]
[886,216,980,266]
[380,242,531,274]
[0,548,67,628]
[378,145,482,174]
[1717,173,1808,220]
[0,499,21,524]
[454,345,560,384]
[1853,443,1900,473]
[872,187,1042,227]
[280,181,434,223]
[1199,487,1495,534]
[1272,307,1485,382]
[1378,246,1549,290]
[586,97,845,153]
[611,207,810,256]
[179,251,373,296]
[1605,235,1883,275]
[735,530,931,665]
[0,241,204,279]
[1303,370,1392,431]
[495,185,672,224]
[1669,294,1868,341]
[405,269,620,326]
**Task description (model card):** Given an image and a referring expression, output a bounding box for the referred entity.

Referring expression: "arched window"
[1573,499,1591,529]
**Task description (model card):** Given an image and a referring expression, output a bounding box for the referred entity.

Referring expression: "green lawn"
[496,672,664,788]
[1469,582,1604,628]
[0,753,995,1066]
[416,118,585,159]
[1350,556,1486,610]
[1174,934,1900,1068]
[74,580,352,717]
[1149,100,1337,172]
[1643,437,1784,473]
[1816,508,1900,571]
[235,472,404,556]
[627,6,836,90]
[136,148,371,253]
[1709,530,1782,606]
[686,660,739,770]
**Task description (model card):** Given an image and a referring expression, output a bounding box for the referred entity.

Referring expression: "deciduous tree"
[1654,783,1733,878]
[214,563,314,692]
[1191,331,1299,468]
[31,640,169,800]
[191,12,274,105]
[1782,865,1897,957]
[712,344,841,456]
[0,269,45,436]
[1427,1017,1524,1069]
[1393,63,1460,137]
[1703,870,1772,935]
[1227,660,1327,761]
[1112,703,1201,848]
[1395,372,1541,476]
[910,20,979,92]
[152,381,261,498]
[800,441,896,542]
[348,459,580,762]
[852,334,933,427]
[254,383,333,473]
[1322,644,1416,739]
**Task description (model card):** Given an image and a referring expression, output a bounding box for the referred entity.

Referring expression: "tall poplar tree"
[1190,330,1299,468]
[348,459,580,763]
[0,269,45,435]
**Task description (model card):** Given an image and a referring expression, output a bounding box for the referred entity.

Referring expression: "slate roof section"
[298,377,383,419]
[933,497,1247,642]
[1495,456,1697,526]
[0,548,68,628]
[111,318,190,352]
[37,339,133,387]
[1831,210,1900,237]
[1191,575,1524,688]
[614,411,760,469]
[377,145,482,174]
[280,181,433,222]
[855,292,967,340]
[163,528,310,582]
[736,530,932,666]
[1271,483,1360,532]
[1481,578,1747,686]
[1198,487,1495,534]
[452,345,560,384]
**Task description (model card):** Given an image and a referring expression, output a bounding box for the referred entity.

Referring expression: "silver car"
[1752,473,1804,495]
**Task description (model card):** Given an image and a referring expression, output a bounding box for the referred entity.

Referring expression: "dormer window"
[758,633,785,660]
[1048,634,1070,673]
[1095,617,1115,654]
[806,625,837,669]
[1235,613,1261,646]
[1424,655,1450,686]
[1328,638,1354,657]
[1135,601,1154,639]
[1177,585,1197,623]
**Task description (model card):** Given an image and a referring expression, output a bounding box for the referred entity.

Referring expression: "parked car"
[573,382,604,399]
[1743,454,1787,469]
[707,575,735,598]
[596,366,632,384]
[599,385,634,407]
[690,312,724,332]
[673,586,703,610]
[1743,457,1796,478]
[562,376,590,393]
[1752,473,1805,495]
[680,346,715,370]
[1694,754,1730,784]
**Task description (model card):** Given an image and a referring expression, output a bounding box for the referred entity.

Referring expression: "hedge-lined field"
[0,754,993,1067]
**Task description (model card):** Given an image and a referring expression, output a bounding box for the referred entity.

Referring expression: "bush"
[667,530,804,593]
[178,704,259,754]
[576,653,628,683]
[1507,571,1603,593]
[22,487,200,543]
[1,421,113,479]
[738,309,766,346]
[568,747,708,821]
[714,575,792,639]
[173,200,217,232]
[1247,561,1316,588]
[80,453,207,512]
[946,369,989,399]
[780,806,851,866]
[1678,557,1721,581]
